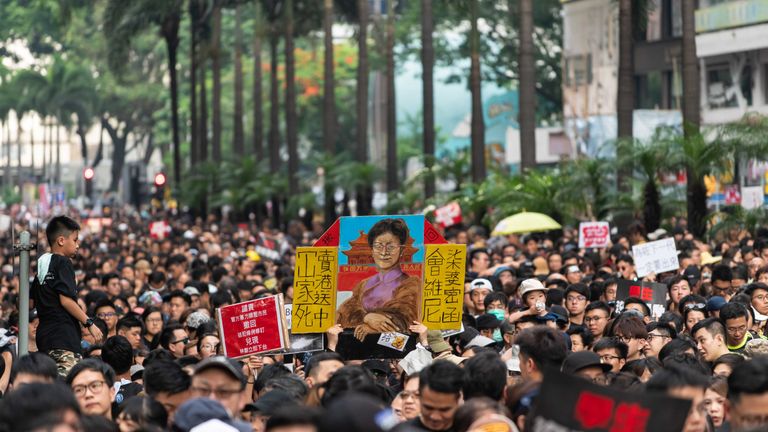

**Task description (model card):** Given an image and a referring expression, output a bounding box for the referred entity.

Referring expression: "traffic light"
[83,167,94,199]
[153,172,166,206]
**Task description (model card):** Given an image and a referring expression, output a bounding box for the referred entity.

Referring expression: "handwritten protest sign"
[615,280,668,319]
[422,244,466,330]
[632,237,678,277]
[292,247,338,333]
[531,368,690,432]
[149,221,171,240]
[217,295,288,358]
[282,304,324,354]
[434,202,462,228]
[578,222,610,249]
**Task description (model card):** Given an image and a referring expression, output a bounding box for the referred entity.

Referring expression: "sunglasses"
[684,303,707,311]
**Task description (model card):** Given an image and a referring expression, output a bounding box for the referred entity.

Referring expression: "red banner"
[217,295,288,358]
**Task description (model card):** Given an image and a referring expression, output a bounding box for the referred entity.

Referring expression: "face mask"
[492,328,503,343]
[488,309,505,322]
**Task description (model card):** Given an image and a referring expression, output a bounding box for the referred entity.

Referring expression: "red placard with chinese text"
[217,295,289,358]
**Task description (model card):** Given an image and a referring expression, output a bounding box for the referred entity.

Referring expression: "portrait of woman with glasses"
[336,218,421,341]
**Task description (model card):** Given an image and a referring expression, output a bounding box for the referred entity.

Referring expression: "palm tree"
[356,0,372,216]
[104,0,183,185]
[680,0,702,235]
[385,0,397,192]
[253,2,265,159]
[469,0,485,183]
[188,0,199,165]
[233,3,245,155]
[616,138,672,231]
[421,0,435,198]
[518,0,536,172]
[322,0,337,155]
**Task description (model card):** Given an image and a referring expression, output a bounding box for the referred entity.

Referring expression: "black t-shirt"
[406,417,457,432]
[32,253,82,354]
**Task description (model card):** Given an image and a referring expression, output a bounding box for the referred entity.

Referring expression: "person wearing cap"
[183,285,202,309]
[561,351,612,382]
[507,279,548,324]
[191,356,250,419]
[682,265,702,294]
[494,266,517,296]
[244,389,299,432]
[564,265,583,285]
[706,296,727,319]
[174,397,252,432]
[468,278,493,316]
[564,283,589,329]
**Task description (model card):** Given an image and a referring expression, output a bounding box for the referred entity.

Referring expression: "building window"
[564,54,592,87]
[637,72,663,109]
[706,62,753,109]
[670,0,682,37]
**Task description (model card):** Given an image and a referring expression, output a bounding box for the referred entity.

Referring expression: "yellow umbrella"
[492,212,562,235]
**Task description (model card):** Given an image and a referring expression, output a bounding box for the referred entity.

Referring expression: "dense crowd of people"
[0,209,767,432]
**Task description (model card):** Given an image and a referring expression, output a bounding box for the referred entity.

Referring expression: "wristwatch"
[83,318,94,328]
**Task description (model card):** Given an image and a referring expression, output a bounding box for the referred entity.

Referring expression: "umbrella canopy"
[492,212,562,236]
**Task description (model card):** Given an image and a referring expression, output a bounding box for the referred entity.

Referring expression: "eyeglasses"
[171,337,190,345]
[372,243,402,254]
[614,336,634,344]
[754,294,768,302]
[599,355,621,362]
[72,380,107,397]
[191,386,241,399]
[684,303,707,311]
[584,315,607,324]
[726,325,747,334]
[646,333,670,341]
[97,312,117,319]
[566,295,587,303]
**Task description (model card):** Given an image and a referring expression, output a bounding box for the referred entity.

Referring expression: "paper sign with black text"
[531,368,690,432]
[217,295,289,358]
[632,237,678,277]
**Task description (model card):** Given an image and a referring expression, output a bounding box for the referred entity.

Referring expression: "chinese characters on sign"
[292,247,338,333]
[421,244,466,330]
[217,295,288,358]
[632,238,678,277]
[578,222,610,249]
[615,280,668,320]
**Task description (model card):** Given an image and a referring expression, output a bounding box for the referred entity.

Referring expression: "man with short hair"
[564,283,590,328]
[647,365,708,432]
[711,265,734,300]
[144,359,192,423]
[623,297,651,323]
[609,314,648,361]
[728,356,768,431]
[407,360,464,432]
[593,338,627,373]
[515,326,567,382]
[160,323,189,359]
[191,356,248,419]
[720,303,753,353]
[94,299,119,338]
[101,336,142,409]
[101,273,122,299]
[116,315,143,350]
[9,352,59,390]
[462,352,507,401]
[304,352,344,388]
[167,291,192,322]
[691,318,730,363]
[584,301,611,338]
[65,358,117,420]
[644,322,676,358]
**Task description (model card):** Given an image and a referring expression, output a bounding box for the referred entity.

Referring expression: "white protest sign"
[578,222,610,248]
[632,237,678,277]
[742,186,764,210]
[377,332,409,352]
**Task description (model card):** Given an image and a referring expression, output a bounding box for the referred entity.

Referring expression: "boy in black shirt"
[32,216,103,376]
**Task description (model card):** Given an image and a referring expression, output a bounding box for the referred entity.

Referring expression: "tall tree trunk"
[29,126,35,177]
[17,121,23,185]
[518,0,536,172]
[42,119,47,181]
[681,0,703,236]
[616,0,634,190]
[323,0,337,155]
[422,0,435,199]
[385,0,397,192]
[189,0,199,166]
[268,24,282,223]
[103,119,131,192]
[356,0,371,216]
[77,125,88,165]
[285,0,298,197]
[211,4,222,162]
[323,0,338,224]
[469,0,485,183]
[234,4,245,155]
[55,122,60,183]
[162,14,182,186]
[253,4,264,159]
[199,57,209,163]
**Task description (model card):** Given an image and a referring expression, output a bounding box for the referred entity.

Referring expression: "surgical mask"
[492,328,503,343]
[488,309,505,322]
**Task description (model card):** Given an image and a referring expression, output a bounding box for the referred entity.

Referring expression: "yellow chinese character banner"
[292,247,338,333]
[421,244,466,330]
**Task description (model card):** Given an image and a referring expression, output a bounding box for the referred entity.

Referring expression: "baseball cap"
[518,278,547,298]
[361,359,390,376]
[194,356,246,387]
[561,351,612,375]
[465,335,496,348]
[683,265,701,286]
[243,390,297,415]
[494,266,516,278]
[173,398,251,432]
[470,278,494,292]
[427,330,451,353]
[183,286,201,297]
[706,296,727,313]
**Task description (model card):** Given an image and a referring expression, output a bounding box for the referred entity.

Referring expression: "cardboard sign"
[292,247,338,333]
[217,295,289,358]
[615,280,668,319]
[422,244,466,330]
[531,369,690,432]
[578,222,610,249]
[434,202,462,228]
[149,221,171,240]
[632,238,678,277]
